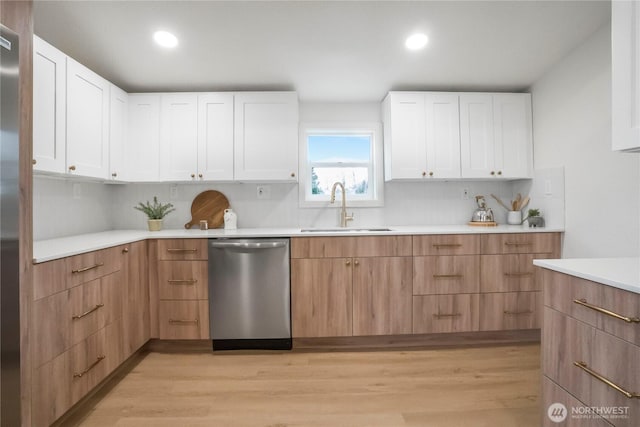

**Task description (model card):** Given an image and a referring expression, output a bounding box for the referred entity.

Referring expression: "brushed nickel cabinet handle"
[167,279,198,285]
[71,262,104,274]
[503,272,533,277]
[432,244,462,248]
[574,361,640,399]
[72,304,104,320]
[167,248,198,253]
[433,274,463,279]
[573,299,640,323]
[503,310,533,316]
[433,313,461,319]
[73,355,105,378]
[169,319,199,325]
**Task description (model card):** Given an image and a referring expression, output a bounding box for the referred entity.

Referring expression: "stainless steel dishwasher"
[208,238,291,350]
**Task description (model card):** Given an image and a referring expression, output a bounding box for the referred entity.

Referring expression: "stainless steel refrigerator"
[0,24,21,426]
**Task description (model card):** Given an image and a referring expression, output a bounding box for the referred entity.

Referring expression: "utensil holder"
[507,211,522,225]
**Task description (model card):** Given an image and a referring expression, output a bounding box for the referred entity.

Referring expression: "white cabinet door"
[493,94,532,178]
[197,93,234,181]
[159,94,198,181]
[127,95,160,182]
[612,1,640,151]
[460,94,495,178]
[109,85,128,181]
[425,93,460,179]
[66,58,110,178]
[33,35,66,173]
[382,92,427,180]
[234,92,299,181]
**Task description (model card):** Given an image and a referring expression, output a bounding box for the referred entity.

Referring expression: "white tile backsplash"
[34,174,563,240]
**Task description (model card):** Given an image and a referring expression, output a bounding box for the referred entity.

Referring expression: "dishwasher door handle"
[209,241,287,250]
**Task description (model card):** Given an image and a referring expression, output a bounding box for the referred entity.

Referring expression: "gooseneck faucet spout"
[330,182,354,227]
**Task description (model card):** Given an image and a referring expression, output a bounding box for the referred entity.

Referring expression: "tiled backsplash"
[33,170,565,240]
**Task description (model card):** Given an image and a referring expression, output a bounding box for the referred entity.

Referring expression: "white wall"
[530,22,640,257]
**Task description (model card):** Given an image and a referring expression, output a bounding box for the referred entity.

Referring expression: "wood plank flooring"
[62,344,541,426]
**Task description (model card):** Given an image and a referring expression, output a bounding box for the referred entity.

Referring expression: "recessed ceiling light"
[405,33,429,51]
[153,30,178,48]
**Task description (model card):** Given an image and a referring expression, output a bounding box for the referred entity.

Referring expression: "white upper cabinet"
[460,93,532,179]
[109,84,128,181]
[127,95,160,182]
[383,92,460,180]
[383,92,427,180]
[198,93,234,181]
[159,94,199,181]
[612,1,640,152]
[33,35,66,174]
[66,58,110,179]
[460,94,495,178]
[425,93,461,178]
[493,94,533,178]
[234,92,299,181]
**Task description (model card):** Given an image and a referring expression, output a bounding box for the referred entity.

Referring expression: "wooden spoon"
[491,194,511,211]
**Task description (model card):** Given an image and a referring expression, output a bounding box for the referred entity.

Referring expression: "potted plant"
[523,208,545,228]
[134,196,175,231]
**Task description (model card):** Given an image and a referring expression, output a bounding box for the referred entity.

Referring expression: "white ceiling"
[34,0,610,102]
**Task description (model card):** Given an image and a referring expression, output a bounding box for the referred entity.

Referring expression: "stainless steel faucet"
[330,182,354,227]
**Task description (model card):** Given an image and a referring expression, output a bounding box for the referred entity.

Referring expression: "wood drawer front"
[158,261,208,300]
[481,233,560,255]
[479,292,541,331]
[157,239,208,260]
[67,327,111,407]
[65,246,122,288]
[480,254,552,293]
[412,294,480,334]
[290,236,412,258]
[33,257,67,300]
[412,234,480,256]
[32,351,70,427]
[158,300,209,339]
[32,272,122,368]
[542,377,612,427]
[543,308,640,426]
[413,255,479,295]
[543,270,640,346]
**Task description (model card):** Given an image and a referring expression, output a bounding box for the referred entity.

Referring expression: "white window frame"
[298,122,384,207]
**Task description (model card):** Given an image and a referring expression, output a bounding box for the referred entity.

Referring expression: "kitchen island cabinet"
[536,258,640,427]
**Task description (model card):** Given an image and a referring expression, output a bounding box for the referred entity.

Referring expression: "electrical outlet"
[72,183,82,199]
[170,185,178,200]
[462,188,470,200]
[257,185,271,200]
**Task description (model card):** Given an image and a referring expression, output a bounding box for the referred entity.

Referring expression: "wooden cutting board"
[184,190,230,229]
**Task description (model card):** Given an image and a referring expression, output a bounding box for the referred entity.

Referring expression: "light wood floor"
[65,344,541,427]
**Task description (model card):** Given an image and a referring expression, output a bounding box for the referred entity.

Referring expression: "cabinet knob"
[354,260,359,266]
[198,173,203,179]
[490,171,495,176]
[290,172,296,178]
[69,165,76,171]
[190,173,196,179]
[122,248,129,254]
[32,159,37,165]
[422,171,426,177]
[497,171,502,176]
[429,171,434,177]
[112,172,117,178]
[345,260,351,266]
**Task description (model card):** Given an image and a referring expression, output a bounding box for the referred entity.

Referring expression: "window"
[299,122,383,207]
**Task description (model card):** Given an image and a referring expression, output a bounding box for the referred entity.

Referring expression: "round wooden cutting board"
[184,190,230,229]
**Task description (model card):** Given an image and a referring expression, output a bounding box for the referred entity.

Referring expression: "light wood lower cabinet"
[122,241,150,356]
[158,300,210,339]
[291,258,352,338]
[542,377,612,427]
[479,292,541,331]
[542,269,640,427]
[413,294,480,333]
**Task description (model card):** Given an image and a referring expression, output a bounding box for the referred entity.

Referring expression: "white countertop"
[533,258,640,295]
[33,224,564,263]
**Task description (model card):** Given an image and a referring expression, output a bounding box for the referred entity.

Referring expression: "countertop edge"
[34,226,564,264]
[534,258,640,295]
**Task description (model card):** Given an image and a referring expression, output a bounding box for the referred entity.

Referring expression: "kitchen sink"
[300,228,393,233]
